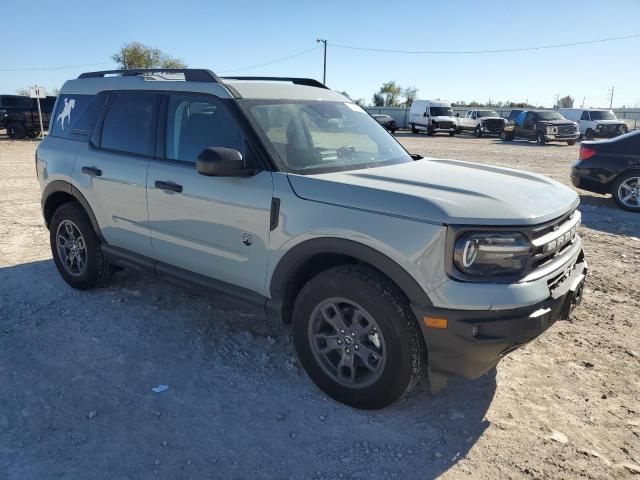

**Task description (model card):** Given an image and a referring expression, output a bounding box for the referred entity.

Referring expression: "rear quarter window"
[49,94,104,140]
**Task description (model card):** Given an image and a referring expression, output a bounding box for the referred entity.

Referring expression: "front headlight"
[453,232,531,277]
[597,124,604,130]
[546,126,558,134]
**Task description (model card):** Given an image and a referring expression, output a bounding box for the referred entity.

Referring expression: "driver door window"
[524,113,535,129]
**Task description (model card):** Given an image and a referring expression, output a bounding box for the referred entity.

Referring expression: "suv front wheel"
[292,265,426,409]
[50,202,113,290]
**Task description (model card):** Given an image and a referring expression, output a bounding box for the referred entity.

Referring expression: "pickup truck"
[0,95,56,139]
[456,109,506,137]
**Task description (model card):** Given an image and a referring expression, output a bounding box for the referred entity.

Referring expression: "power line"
[0,61,114,72]
[330,33,640,55]
[0,45,322,74]
[218,45,321,73]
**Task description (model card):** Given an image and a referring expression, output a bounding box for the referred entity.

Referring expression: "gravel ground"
[0,132,639,479]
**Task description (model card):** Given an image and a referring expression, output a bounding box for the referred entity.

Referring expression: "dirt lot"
[1,133,639,479]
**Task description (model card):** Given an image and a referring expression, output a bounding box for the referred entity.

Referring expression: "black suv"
[502,110,579,146]
[0,95,57,139]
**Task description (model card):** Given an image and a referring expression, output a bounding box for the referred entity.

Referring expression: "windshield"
[589,110,617,121]
[242,100,412,174]
[536,111,565,121]
[430,106,453,117]
[477,110,499,118]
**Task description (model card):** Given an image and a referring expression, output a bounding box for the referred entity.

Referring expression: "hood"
[479,116,505,122]
[288,159,579,226]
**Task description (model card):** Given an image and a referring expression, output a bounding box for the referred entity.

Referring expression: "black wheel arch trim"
[41,180,105,242]
[269,237,433,318]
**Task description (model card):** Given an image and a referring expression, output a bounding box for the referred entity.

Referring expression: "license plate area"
[564,274,585,318]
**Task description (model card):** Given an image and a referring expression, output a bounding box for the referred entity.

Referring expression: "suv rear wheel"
[612,171,640,212]
[6,122,27,139]
[292,265,426,410]
[50,202,113,289]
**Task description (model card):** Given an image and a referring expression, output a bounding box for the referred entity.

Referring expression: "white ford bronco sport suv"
[38,69,587,409]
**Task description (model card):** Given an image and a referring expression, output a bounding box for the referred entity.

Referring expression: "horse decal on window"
[57,98,76,131]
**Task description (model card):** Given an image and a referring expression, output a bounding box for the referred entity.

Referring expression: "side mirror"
[455,113,460,117]
[196,147,254,177]
[423,112,428,117]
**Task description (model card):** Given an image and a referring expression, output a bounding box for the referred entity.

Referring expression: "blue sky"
[2,0,639,107]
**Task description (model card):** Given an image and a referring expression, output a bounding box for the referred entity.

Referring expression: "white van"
[558,108,628,140]
[409,100,456,136]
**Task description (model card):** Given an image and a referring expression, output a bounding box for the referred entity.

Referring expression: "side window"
[580,111,590,121]
[524,112,535,127]
[100,93,158,156]
[466,111,472,118]
[165,95,245,163]
[49,94,101,138]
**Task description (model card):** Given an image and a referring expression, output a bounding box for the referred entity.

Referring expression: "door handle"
[155,180,183,193]
[81,166,102,177]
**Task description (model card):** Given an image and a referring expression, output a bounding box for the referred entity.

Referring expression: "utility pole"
[316,38,327,85]
[609,85,615,109]
[581,96,586,108]
[554,93,559,109]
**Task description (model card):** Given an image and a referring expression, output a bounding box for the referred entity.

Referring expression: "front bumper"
[545,133,580,142]
[411,257,587,380]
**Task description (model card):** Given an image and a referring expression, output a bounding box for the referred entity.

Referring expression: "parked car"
[409,99,456,136]
[502,110,579,145]
[0,94,56,139]
[456,109,506,137]
[371,114,397,133]
[559,108,628,140]
[38,69,586,409]
[571,130,640,212]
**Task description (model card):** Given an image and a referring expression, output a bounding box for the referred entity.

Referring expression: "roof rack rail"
[78,69,222,83]
[220,76,328,89]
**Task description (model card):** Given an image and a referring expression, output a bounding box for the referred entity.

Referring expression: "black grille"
[558,125,575,135]
[484,119,504,132]
[436,121,454,129]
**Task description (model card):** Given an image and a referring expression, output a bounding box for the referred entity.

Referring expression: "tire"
[50,202,113,290]
[585,129,595,141]
[411,123,418,134]
[27,129,40,139]
[292,265,426,410]
[474,126,483,138]
[567,140,576,146]
[448,132,455,137]
[6,122,27,139]
[536,132,546,145]
[501,131,513,141]
[426,126,434,136]
[611,171,640,212]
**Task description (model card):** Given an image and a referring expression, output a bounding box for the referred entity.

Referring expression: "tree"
[558,95,574,108]
[402,86,418,107]
[372,92,385,107]
[112,41,187,69]
[378,81,402,106]
[15,88,30,96]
